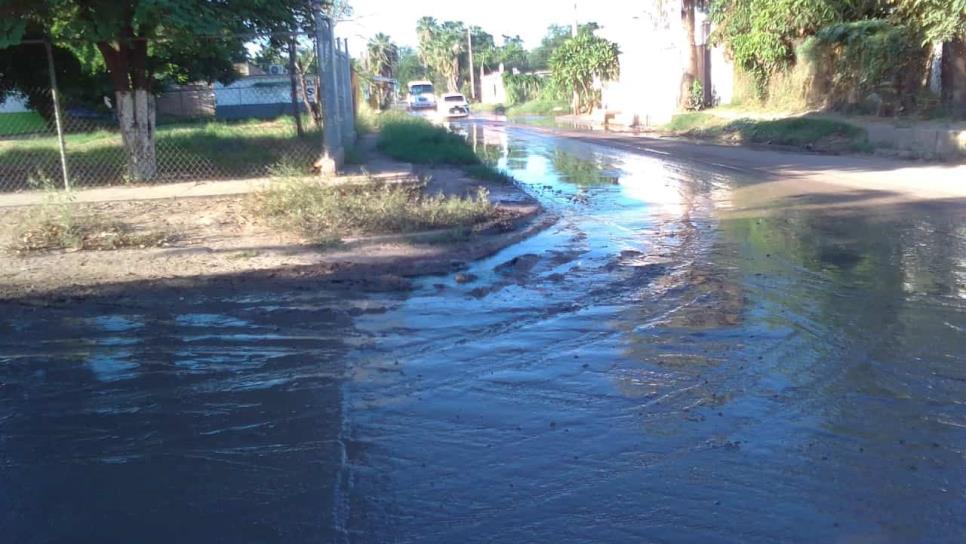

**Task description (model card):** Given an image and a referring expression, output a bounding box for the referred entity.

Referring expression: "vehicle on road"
[407,80,436,110]
[438,93,469,118]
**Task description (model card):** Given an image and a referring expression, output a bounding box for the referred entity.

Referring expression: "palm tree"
[366,33,399,109]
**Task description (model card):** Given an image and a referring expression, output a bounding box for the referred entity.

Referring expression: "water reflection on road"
[0,121,963,543]
[343,123,966,542]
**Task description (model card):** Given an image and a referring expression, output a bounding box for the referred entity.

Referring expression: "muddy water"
[342,124,966,542]
[1,123,964,543]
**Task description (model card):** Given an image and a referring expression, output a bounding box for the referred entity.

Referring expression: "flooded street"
[2,122,965,542]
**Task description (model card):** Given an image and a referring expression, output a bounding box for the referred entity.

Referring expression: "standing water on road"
[2,122,964,543]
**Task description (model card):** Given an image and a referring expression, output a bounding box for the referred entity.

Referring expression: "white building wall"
[597,1,688,127]
[710,45,734,106]
[480,71,506,105]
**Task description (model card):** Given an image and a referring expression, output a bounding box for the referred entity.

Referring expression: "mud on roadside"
[0,165,553,302]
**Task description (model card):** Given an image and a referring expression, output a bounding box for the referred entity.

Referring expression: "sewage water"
[1,122,964,543]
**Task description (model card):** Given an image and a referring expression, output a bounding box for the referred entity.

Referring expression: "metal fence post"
[341,39,356,144]
[313,3,343,174]
[331,38,344,147]
[43,40,71,191]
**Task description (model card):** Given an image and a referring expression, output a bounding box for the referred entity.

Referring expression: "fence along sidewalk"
[0,24,356,194]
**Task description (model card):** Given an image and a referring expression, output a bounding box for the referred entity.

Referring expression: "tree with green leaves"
[528,23,599,70]
[366,33,398,109]
[0,0,325,181]
[396,46,427,87]
[710,0,895,98]
[416,17,466,92]
[549,32,620,114]
[497,35,529,73]
[0,25,111,125]
[893,0,966,43]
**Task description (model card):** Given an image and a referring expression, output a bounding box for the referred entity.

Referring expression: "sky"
[339,0,631,55]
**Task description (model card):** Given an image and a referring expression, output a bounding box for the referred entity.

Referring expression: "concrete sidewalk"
[0,178,274,208]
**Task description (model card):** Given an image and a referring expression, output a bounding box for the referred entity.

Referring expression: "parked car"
[438,93,469,118]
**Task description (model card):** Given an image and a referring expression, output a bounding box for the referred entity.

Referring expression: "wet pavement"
[2,122,965,543]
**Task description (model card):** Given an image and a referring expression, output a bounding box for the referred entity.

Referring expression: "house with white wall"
[595,1,732,127]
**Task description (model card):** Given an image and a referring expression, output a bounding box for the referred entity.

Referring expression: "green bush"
[803,20,927,114]
[506,98,570,117]
[724,117,867,147]
[502,73,544,106]
[377,114,479,165]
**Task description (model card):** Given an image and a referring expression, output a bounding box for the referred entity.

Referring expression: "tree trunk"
[942,39,966,115]
[288,38,305,137]
[116,89,157,182]
[295,59,321,128]
[448,57,461,93]
[679,0,700,109]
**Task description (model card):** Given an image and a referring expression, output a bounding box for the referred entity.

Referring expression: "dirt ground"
[0,163,548,300]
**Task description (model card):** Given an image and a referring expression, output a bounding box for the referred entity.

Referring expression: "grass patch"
[355,103,380,135]
[472,102,506,114]
[376,113,517,185]
[13,189,173,252]
[249,177,496,245]
[506,99,570,117]
[0,116,322,190]
[463,164,515,184]
[664,113,869,152]
[724,117,867,148]
[377,113,479,165]
[663,112,728,133]
[0,112,48,136]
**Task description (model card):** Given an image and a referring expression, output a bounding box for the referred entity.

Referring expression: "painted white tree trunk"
[929,41,943,95]
[116,89,157,181]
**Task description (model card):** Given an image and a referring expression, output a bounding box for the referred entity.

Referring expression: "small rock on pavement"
[494,253,540,276]
[455,273,478,284]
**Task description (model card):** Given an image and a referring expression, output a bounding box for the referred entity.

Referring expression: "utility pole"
[572,2,578,37]
[467,28,476,100]
[313,1,343,174]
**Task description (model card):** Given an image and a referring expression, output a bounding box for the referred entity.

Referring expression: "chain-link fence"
[0,24,355,194]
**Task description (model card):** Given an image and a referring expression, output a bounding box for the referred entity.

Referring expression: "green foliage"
[803,20,926,112]
[505,98,570,117]
[497,35,530,72]
[663,112,726,133]
[367,33,399,79]
[725,117,867,147]
[250,177,495,244]
[686,80,705,111]
[710,0,873,97]
[528,23,599,70]
[377,114,479,165]
[549,32,620,114]
[893,0,966,43]
[665,113,870,152]
[502,73,544,106]
[365,33,399,109]
[396,47,427,86]
[417,17,467,93]
[0,35,111,121]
